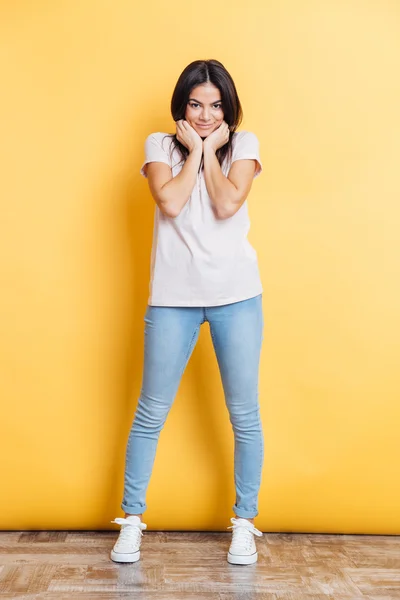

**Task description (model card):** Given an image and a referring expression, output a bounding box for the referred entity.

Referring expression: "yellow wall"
[1,0,399,532]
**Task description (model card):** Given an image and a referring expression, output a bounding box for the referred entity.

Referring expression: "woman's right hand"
[175,120,203,153]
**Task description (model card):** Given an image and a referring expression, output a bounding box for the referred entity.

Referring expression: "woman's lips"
[197,124,213,128]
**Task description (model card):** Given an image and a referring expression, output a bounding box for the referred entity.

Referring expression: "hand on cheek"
[176,119,203,152]
[204,121,230,151]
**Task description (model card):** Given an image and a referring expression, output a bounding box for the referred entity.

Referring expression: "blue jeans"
[121,293,264,519]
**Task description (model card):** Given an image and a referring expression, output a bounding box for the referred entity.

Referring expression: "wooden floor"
[0,529,399,599]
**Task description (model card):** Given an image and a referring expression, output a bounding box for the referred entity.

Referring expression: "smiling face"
[184,83,224,137]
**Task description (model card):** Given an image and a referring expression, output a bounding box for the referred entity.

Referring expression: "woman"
[110,59,265,566]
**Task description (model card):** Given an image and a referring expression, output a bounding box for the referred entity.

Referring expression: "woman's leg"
[121,304,203,516]
[206,294,264,520]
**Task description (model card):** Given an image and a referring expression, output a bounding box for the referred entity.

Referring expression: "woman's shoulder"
[232,130,259,143]
[144,132,175,151]
[231,130,260,154]
[145,131,174,142]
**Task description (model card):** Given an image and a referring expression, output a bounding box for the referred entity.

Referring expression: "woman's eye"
[189,103,222,109]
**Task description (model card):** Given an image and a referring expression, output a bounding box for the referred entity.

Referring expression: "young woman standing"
[111,59,265,565]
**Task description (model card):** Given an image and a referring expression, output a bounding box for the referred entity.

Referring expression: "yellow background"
[1,1,399,532]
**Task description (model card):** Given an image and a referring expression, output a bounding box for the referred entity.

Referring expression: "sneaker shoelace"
[227,517,263,551]
[111,517,147,545]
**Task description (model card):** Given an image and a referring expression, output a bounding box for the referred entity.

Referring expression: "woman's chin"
[194,127,214,138]
[199,130,213,139]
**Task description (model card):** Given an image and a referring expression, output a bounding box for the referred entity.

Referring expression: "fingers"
[217,121,230,137]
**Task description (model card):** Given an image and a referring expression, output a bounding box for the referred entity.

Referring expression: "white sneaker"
[110,516,147,563]
[227,517,263,565]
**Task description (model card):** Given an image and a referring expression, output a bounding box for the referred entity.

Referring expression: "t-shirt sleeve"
[140,133,171,178]
[231,131,262,178]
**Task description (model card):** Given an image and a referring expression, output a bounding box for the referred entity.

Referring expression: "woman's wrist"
[203,140,217,154]
[189,143,203,156]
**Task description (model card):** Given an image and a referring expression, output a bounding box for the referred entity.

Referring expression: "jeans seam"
[177,324,200,381]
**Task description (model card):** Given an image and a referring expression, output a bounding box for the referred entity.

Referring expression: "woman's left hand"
[203,121,230,152]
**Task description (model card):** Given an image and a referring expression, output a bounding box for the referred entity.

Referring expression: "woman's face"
[184,83,224,138]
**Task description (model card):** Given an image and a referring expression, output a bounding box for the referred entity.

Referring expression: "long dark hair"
[162,59,243,171]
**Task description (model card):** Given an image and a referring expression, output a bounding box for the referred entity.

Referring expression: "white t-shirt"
[140,130,263,307]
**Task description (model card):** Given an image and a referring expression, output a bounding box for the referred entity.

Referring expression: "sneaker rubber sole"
[227,550,258,565]
[110,548,141,563]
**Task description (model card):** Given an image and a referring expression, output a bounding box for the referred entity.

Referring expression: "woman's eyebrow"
[188,98,222,104]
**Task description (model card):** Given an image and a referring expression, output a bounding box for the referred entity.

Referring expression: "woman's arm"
[203,123,257,219]
[146,146,202,218]
[146,121,203,219]
[203,146,256,219]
